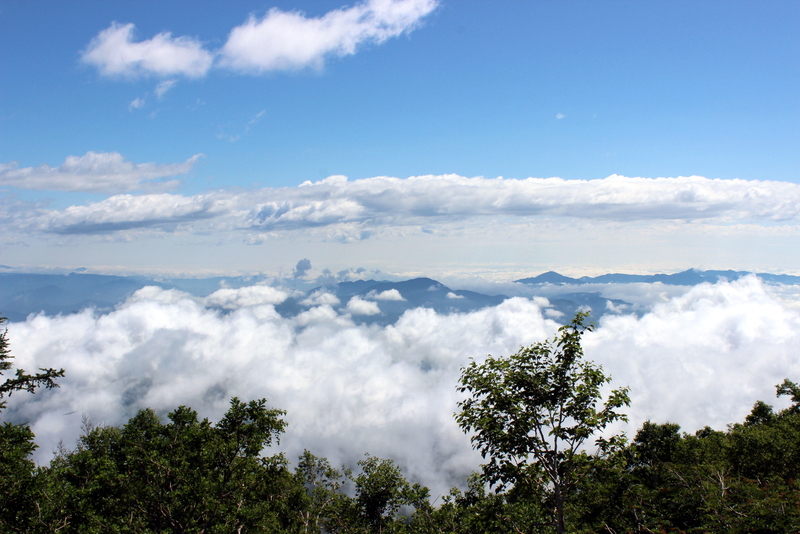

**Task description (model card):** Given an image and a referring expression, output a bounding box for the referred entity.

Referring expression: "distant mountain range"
[0,269,795,324]
[515,268,800,286]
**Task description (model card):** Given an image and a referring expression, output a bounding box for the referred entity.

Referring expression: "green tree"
[354,454,427,534]
[0,315,64,533]
[47,397,300,533]
[294,450,353,533]
[0,316,64,413]
[456,312,629,534]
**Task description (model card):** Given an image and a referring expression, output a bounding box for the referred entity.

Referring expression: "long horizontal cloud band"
[15,174,800,236]
[0,152,202,194]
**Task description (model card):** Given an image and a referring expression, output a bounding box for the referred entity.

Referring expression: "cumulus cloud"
[0,152,202,194]
[586,276,800,432]
[345,295,381,315]
[300,289,340,307]
[82,1,438,79]
[204,285,288,309]
[219,0,438,72]
[5,278,800,497]
[367,288,405,301]
[81,22,214,78]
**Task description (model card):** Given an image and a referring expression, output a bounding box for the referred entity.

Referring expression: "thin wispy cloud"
[128,97,146,111]
[249,109,267,125]
[155,79,178,99]
[81,0,438,79]
[0,152,202,194]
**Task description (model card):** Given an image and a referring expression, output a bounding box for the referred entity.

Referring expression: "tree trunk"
[554,482,565,534]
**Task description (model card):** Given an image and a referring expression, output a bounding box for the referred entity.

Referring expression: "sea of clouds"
[5,275,800,498]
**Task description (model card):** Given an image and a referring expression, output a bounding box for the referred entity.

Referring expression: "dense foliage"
[2,313,799,533]
[456,312,630,533]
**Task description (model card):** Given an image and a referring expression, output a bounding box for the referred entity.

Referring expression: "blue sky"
[1,0,799,277]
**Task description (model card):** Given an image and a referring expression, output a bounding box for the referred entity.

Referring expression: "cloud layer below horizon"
[6,276,799,497]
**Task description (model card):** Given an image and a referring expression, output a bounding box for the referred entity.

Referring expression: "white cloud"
[81,1,437,79]
[249,109,267,124]
[294,304,350,327]
[35,192,226,234]
[300,290,341,307]
[586,276,800,433]
[204,285,288,309]
[247,173,800,227]
[367,288,405,300]
[11,174,800,248]
[345,295,381,315]
[5,278,799,497]
[445,291,464,299]
[219,0,439,73]
[0,152,202,194]
[155,79,178,99]
[128,96,146,110]
[81,22,214,78]
[126,286,197,306]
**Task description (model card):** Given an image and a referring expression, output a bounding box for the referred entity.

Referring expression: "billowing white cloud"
[82,1,438,79]
[368,288,405,300]
[15,174,800,237]
[5,277,799,498]
[300,290,341,307]
[204,285,288,309]
[81,22,214,78]
[345,295,381,315]
[219,0,438,72]
[586,276,800,433]
[0,152,202,194]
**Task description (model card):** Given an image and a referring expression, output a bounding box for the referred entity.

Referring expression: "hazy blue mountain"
[6,268,796,326]
[0,273,166,322]
[515,268,800,286]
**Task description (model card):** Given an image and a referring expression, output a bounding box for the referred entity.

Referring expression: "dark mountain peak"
[515,271,578,285]
[382,277,448,292]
